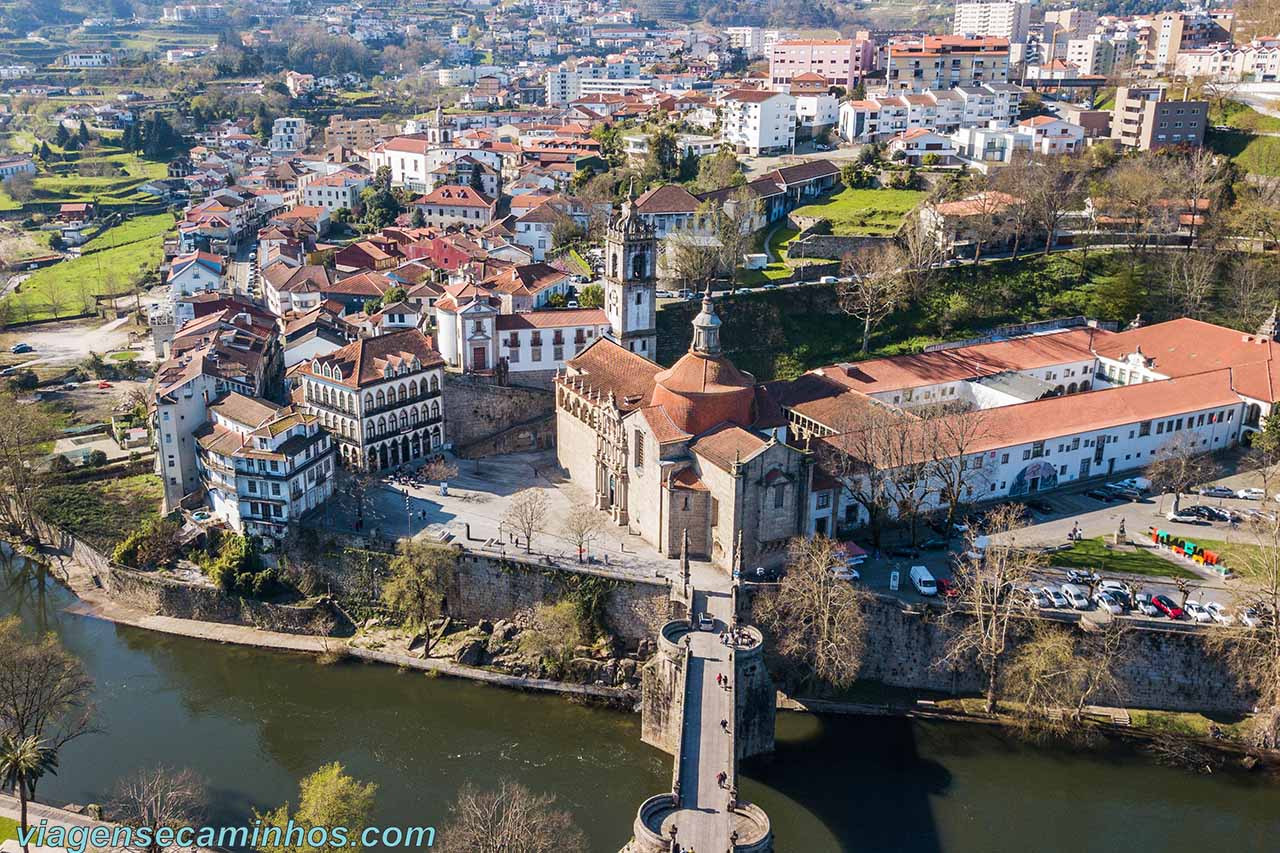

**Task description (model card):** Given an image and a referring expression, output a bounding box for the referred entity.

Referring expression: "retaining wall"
[445,552,670,644]
[747,590,1257,714]
[443,374,556,453]
[105,566,345,636]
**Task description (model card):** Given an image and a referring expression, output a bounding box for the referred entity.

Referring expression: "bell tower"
[604,189,658,359]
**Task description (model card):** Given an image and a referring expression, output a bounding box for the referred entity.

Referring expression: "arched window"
[376,390,386,407]
[429,374,440,393]
[364,393,374,409]
[430,400,440,419]
[378,416,387,434]
[399,411,409,429]
[409,379,419,397]
[631,251,645,279]
[410,408,420,424]
[399,382,408,402]
[365,420,374,435]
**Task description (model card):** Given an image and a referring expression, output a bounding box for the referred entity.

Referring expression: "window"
[1175,418,1184,431]
[1000,453,1009,464]
[248,480,257,494]
[633,430,644,468]
[1157,421,1165,434]
[774,485,785,509]
[817,493,831,509]
[271,482,280,496]
[1139,421,1151,437]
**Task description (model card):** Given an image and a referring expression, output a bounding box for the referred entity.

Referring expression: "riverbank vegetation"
[35,473,163,552]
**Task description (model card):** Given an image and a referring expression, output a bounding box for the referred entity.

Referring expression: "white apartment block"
[544,58,643,106]
[953,1,1032,44]
[720,89,796,156]
[300,171,369,214]
[197,393,337,540]
[1174,36,1280,83]
[60,51,114,67]
[1065,35,1117,76]
[365,140,503,193]
[269,117,309,153]
[726,26,765,58]
[838,83,1023,143]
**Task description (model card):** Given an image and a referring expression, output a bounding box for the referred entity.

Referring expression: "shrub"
[112,516,181,570]
[86,449,107,467]
[49,455,73,473]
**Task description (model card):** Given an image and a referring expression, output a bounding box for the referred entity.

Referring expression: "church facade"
[555,256,810,573]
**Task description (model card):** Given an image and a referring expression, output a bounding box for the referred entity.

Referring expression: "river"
[5,553,1280,851]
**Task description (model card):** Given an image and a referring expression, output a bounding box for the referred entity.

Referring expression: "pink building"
[769,38,875,90]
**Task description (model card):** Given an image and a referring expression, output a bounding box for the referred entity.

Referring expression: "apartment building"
[1174,36,1280,83]
[269,117,309,153]
[1111,85,1207,150]
[167,251,228,326]
[953,1,1031,44]
[544,57,644,106]
[412,185,496,228]
[726,26,765,57]
[196,393,337,540]
[1064,35,1118,76]
[324,116,383,150]
[769,38,875,90]
[300,170,369,214]
[883,35,1011,93]
[1139,11,1231,72]
[837,82,1023,143]
[720,89,797,156]
[295,328,447,471]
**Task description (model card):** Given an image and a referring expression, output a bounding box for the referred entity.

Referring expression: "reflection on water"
[4,551,1280,851]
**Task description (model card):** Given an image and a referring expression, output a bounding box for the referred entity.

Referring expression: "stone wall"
[734,638,776,760]
[641,624,687,755]
[789,234,895,260]
[746,590,1257,714]
[455,413,556,458]
[106,566,346,636]
[443,374,556,454]
[444,552,670,644]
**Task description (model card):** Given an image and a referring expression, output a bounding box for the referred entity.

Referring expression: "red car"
[97,381,112,389]
[937,578,961,598]
[1153,594,1184,619]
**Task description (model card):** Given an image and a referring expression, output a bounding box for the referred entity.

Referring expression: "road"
[0,315,148,367]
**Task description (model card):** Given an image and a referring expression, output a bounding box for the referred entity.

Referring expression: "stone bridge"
[622,547,776,853]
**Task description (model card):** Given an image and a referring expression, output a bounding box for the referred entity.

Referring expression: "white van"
[910,565,937,596]
[1060,583,1090,610]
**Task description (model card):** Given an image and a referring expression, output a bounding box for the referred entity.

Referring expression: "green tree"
[53,124,70,148]
[0,735,59,853]
[518,601,582,679]
[577,284,604,308]
[381,541,451,630]
[410,206,425,228]
[77,120,89,145]
[644,125,679,181]
[257,763,377,853]
[692,148,744,193]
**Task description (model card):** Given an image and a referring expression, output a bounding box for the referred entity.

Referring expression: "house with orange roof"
[412,185,497,229]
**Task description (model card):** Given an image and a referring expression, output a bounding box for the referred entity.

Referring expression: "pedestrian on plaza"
[720,719,728,732]
[716,673,722,686]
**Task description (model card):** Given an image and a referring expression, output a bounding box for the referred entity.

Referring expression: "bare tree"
[442,779,586,853]
[664,229,721,292]
[502,489,548,553]
[560,501,604,562]
[1163,242,1221,319]
[1021,155,1086,256]
[1167,147,1225,250]
[1221,255,1277,331]
[941,506,1043,712]
[755,536,868,690]
[818,402,909,550]
[992,157,1038,259]
[961,189,1013,270]
[110,766,207,853]
[1206,513,1280,748]
[837,242,907,355]
[897,209,943,300]
[881,417,934,546]
[1001,620,1126,742]
[1095,155,1176,277]
[0,394,58,542]
[0,618,96,798]
[1146,434,1216,514]
[419,457,459,483]
[926,409,992,531]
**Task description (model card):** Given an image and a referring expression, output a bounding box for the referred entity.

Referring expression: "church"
[555,199,809,574]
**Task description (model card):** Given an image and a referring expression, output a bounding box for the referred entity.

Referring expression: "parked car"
[1093,592,1123,615]
[1027,586,1051,609]
[697,611,715,631]
[887,546,921,559]
[1061,583,1091,610]
[1043,586,1069,608]
[1167,511,1208,525]
[9,343,32,354]
[676,289,695,300]
[1025,498,1054,515]
[1066,569,1100,586]
[1237,488,1266,501]
[936,577,960,598]
[1085,489,1118,503]
[1208,506,1241,523]
[96,381,112,389]
[1135,592,1160,616]
[1240,607,1261,628]
[762,283,780,290]
[1184,601,1213,624]
[1199,486,1236,498]
[829,564,859,581]
[910,565,938,596]
[655,289,674,298]
[1204,601,1233,625]
[1099,580,1131,609]
[818,275,839,284]
[1182,505,1217,520]
[1152,594,1185,619]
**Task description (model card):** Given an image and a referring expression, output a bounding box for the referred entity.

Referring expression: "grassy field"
[790,187,927,236]
[1206,128,1280,176]
[1186,538,1273,578]
[34,473,164,551]
[82,212,174,253]
[1047,537,1199,579]
[0,142,167,208]
[1212,100,1280,134]
[3,214,171,322]
[0,817,16,843]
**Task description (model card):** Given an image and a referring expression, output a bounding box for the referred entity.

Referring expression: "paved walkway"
[0,793,213,853]
[670,586,736,851]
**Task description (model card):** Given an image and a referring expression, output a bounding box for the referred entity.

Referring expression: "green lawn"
[568,247,592,276]
[108,350,139,361]
[1047,537,1199,579]
[3,215,170,321]
[0,816,17,843]
[82,212,175,253]
[1212,100,1280,134]
[34,474,164,551]
[0,146,168,208]
[1206,128,1280,176]
[1185,538,1273,578]
[791,187,927,236]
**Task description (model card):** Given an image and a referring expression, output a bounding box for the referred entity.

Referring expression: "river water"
[5,554,1280,852]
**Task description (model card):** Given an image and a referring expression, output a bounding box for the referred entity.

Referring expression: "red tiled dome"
[651,351,755,437]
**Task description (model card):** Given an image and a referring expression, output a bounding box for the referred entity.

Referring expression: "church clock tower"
[603,193,658,359]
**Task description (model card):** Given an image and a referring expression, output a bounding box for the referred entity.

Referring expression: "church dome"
[650,290,755,436]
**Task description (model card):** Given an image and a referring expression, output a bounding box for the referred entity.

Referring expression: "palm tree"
[0,734,59,853]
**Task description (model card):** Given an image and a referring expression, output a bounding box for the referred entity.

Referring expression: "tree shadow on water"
[739,713,951,853]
